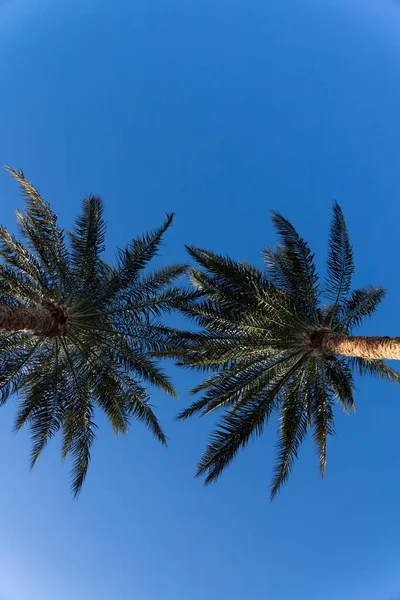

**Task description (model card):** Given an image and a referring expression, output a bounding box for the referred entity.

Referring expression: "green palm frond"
[62,391,97,498]
[339,286,386,331]
[271,368,310,499]
[0,263,43,304]
[264,212,319,324]
[98,213,175,305]
[67,195,106,302]
[349,357,400,384]
[0,225,49,291]
[14,341,64,467]
[0,338,45,406]
[186,246,265,301]
[197,355,306,485]
[0,167,189,495]
[325,201,354,325]
[311,363,335,477]
[196,397,273,485]
[5,167,69,294]
[324,359,355,414]
[177,350,302,419]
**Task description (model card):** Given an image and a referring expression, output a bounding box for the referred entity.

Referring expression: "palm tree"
[172,202,400,498]
[0,167,191,495]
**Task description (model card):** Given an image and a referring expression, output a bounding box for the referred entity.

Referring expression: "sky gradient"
[1,1,400,598]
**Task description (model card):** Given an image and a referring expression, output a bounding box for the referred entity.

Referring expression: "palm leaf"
[270,368,310,498]
[5,168,69,291]
[196,356,305,484]
[325,201,354,325]
[311,363,335,476]
[265,212,319,324]
[99,213,175,304]
[338,286,386,331]
[325,359,355,414]
[350,357,400,384]
[67,195,106,302]
[0,225,49,290]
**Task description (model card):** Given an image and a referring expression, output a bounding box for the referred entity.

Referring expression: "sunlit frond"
[5,167,69,293]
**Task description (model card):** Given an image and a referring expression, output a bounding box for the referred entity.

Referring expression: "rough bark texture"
[0,303,69,336]
[308,328,400,361]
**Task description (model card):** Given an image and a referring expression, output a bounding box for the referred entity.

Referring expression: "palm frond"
[311,363,335,477]
[177,351,302,419]
[325,201,354,325]
[0,263,43,304]
[196,396,274,485]
[0,225,48,290]
[186,246,265,303]
[70,327,177,398]
[196,356,305,484]
[14,340,64,467]
[67,329,167,443]
[265,212,319,324]
[325,359,355,414]
[99,213,175,303]
[5,168,69,291]
[0,339,45,406]
[127,386,167,446]
[338,286,386,331]
[270,368,310,498]
[67,195,106,302]
[349,357,400,384]
[64,398,97,498]
[58,337,98,496]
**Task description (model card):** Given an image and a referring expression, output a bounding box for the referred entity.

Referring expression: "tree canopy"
[0,167,191,495]
[168,203,400,497]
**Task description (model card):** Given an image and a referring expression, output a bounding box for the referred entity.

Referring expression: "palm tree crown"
[173,202,400,498]
[0,167,190,495]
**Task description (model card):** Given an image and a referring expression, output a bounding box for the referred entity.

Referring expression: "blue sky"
[1,0,400,598]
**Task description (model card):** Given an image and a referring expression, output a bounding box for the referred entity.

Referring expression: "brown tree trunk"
[308,328,400,360]
[0,303,69,336]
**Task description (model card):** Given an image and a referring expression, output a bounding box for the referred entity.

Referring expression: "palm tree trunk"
[310,329,400,360]
[0,304,54,335]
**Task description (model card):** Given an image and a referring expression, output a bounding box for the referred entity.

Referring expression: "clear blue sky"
[1,0,400,598]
